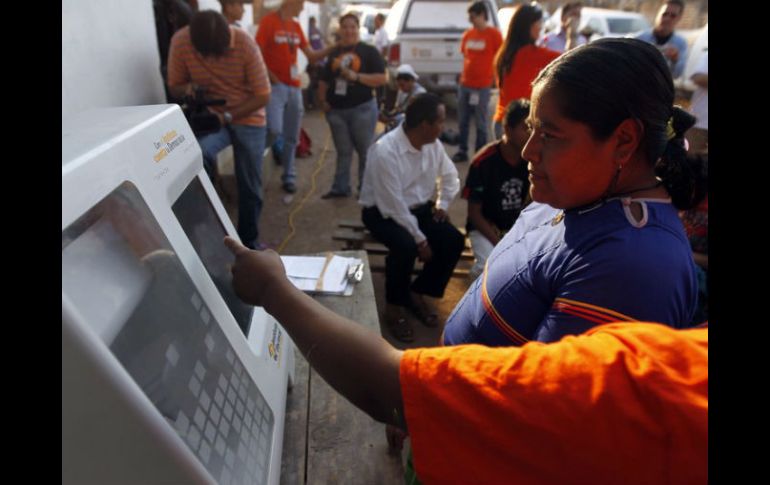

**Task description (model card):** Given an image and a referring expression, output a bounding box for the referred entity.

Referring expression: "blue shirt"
[632,29,688,78]
[443,200,698,346]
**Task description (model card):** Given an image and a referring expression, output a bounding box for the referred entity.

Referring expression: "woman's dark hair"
[495,4,543,82]
[340,12,360,27]
[404,93,442,130]
[503,98,530,129]
[190,10,230,58]
[532,37,702,209]
[468,1,488,20]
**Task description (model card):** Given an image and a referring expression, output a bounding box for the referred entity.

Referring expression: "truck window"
[404,1,489,33]
[607,17,650,35]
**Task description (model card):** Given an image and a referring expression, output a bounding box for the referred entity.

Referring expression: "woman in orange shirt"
[493,3,561,139]
[223,234,708,485]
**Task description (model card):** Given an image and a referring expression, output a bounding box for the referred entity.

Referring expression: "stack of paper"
[281,254,363,295]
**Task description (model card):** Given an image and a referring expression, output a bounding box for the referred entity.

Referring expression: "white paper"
[281,256,326,279]
[281,255,363,295]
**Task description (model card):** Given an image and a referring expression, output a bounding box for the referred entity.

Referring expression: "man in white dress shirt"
[359,93,464,342]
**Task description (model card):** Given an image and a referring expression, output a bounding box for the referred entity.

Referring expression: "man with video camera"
[168,9,271,249]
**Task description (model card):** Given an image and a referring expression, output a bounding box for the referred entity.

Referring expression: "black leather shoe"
[451,151,468,163]
[321,190,349,199]
[282,182,297,193]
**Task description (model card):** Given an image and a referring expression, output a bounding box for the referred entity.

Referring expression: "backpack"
[296,128,312,158]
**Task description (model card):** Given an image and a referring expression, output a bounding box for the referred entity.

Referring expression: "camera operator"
[168,10,271,249]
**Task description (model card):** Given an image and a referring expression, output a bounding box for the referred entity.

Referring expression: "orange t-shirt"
[256,11,309,87]
[460,26,503,89]
[400,323,708,485]
[494,44,560,121]
[168,26,271,126]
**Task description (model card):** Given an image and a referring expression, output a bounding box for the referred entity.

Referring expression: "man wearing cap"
[452,1,503,163]
[379,64,426,133]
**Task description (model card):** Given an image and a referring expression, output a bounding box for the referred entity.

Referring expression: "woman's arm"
[224,237,406,427]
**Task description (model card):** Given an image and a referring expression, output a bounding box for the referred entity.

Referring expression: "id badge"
[469,92,480,106]
[290,64,299,80]
[335,78,348,96]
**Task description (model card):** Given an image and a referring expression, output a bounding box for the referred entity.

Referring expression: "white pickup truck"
[383,0,500,93]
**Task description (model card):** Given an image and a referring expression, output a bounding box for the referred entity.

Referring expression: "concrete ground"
[215,95,491,350]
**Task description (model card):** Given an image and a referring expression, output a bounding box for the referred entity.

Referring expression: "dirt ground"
[215,97,481,350]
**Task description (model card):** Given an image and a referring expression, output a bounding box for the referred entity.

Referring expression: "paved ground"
[216,96,490,350]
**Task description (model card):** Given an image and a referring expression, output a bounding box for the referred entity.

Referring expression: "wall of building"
[62,0,167,118]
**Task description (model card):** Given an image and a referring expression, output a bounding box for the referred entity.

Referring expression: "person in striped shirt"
[168,10,271,249]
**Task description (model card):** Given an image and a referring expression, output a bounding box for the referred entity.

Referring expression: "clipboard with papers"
[280,253,365,296]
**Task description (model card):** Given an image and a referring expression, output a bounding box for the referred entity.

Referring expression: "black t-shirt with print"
[321,42,385,109]
[462,141,530,233]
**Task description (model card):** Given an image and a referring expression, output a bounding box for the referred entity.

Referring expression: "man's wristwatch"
[223,111,233,125]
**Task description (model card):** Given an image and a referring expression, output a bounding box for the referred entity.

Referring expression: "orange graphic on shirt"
[330,52,362,74]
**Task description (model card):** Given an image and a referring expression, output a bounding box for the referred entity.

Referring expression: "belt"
[409,201,432,211]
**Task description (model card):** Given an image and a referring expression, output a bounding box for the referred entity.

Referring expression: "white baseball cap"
[396,64,419,80]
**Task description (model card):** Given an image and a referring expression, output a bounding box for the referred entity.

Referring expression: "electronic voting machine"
[62,105,294,484]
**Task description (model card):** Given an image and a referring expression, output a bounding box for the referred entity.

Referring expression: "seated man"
[463,99,531,280]
[378,64,426,134]
[359,93,464,342]
[167,10,270,250]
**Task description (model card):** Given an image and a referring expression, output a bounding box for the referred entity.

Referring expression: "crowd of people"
[163,0,708,482]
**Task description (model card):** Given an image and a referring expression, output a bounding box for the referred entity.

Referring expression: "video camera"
[180,87,226,137]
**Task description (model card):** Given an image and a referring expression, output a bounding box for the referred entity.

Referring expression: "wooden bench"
[333,219,474,277]
[280,250,405,483]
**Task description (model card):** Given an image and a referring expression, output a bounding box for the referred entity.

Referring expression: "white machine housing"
[62,105,294,485]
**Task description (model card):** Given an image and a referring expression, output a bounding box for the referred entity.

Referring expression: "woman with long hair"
[493,3,560,138]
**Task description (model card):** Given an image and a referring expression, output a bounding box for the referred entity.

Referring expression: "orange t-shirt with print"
[256,11,309,87]
[460,26,503,89]
[494,44,560,121]
[400,322,708,485]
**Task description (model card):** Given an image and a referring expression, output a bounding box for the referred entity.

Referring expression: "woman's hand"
[224,236,289,307]
[340,67,358,82]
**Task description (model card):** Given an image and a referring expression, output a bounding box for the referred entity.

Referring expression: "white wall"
[62,0,166,118]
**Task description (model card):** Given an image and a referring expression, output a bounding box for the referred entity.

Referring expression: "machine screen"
[171,176,253,336]
[62,182,274,485]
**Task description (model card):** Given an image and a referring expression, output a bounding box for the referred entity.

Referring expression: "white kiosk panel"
[62,105,292,485]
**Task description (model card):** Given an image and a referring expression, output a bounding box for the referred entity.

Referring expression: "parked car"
[383,0,500,93]
[544,6,651,42]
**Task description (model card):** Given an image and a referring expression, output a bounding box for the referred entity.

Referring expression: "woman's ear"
[612,118,644,168]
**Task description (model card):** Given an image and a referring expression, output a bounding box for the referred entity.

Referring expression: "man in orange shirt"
[168,10,270,250]
[257,0,335,193]
[223,236,709,485]
[452,1,503,163]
